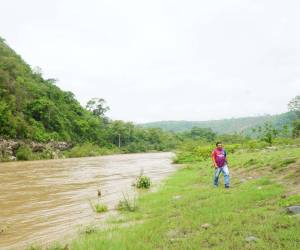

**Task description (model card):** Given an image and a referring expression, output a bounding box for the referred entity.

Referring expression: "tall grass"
[117,193,138,212]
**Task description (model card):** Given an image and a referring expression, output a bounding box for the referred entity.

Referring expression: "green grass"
[72,147,300,250]
[95,204,108,213]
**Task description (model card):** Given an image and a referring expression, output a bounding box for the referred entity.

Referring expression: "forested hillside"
[0,37,106,143]
[140,112,297,135]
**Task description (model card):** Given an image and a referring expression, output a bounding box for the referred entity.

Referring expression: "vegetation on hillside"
[0,37,106,143]
[140,112,297,135]
[288,95,300,137]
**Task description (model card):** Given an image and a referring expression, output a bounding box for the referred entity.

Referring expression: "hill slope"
[140,112,296,134]
[0,37,108,143]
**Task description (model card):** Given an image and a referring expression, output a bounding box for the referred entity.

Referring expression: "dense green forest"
[140,112,296,135]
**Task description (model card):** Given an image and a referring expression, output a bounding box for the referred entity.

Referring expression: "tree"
[288,96,300,115]
[86,98,110,117]
[182,127,216,142]
[256,122,278,145]
[288,96,300,137]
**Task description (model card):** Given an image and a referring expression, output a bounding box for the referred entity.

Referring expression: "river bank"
[70,146,300,250]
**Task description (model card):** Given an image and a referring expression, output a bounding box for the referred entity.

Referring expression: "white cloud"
[0,0,299,122]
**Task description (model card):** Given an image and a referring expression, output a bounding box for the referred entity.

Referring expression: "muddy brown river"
[0,152,176,249]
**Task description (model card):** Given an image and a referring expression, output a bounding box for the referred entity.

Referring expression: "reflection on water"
[0,152,175,249]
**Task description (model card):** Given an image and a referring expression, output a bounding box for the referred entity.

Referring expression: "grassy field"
[69,146,300,250]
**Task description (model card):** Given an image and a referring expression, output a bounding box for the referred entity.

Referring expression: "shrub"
[39,147,56,159]
[95,203,108,213]
[88,199,108,213]
[193,145,213,160]
[136,175,151,189]
[16,144,34,161]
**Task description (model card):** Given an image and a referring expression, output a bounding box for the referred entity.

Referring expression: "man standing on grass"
[211,142,230,188]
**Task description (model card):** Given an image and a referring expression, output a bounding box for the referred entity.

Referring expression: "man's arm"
[211,151,218,168]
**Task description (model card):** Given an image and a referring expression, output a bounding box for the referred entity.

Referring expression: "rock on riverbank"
[0,139,72,160]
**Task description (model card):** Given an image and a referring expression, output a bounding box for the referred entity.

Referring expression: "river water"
[0,152,176,249]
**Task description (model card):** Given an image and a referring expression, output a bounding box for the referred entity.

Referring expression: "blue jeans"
[214,164,230,187]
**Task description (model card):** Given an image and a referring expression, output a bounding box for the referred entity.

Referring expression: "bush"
[193,145,213,160]
[16,144,34,161]
[95,203,108,213]
[88,199,108,213]
[136,175,151,189]
[39,147,56,159]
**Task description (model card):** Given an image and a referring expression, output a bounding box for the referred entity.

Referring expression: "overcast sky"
[0,0,299,123]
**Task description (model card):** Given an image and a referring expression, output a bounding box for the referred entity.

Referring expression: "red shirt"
[212,148,227,167]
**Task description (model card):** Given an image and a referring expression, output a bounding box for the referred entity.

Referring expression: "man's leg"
[221,165,230,188]
[213,168,221,187]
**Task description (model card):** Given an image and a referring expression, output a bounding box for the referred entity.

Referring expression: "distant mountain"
[140,112,297,135]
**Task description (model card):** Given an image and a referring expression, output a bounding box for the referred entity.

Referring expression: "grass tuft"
[117,193,138,212]
[95,203,108,213]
